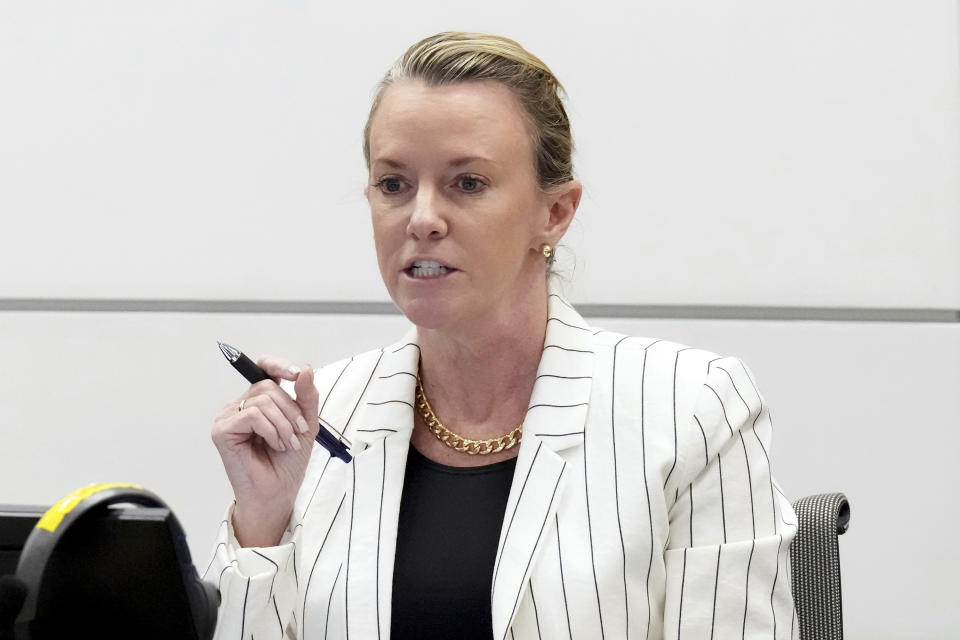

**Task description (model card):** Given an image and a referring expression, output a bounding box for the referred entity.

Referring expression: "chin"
[393,295,467,332]
[397,302,457,330]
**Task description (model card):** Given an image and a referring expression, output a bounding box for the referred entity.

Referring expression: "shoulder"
[583,326,770,490]
[307,331,423,399]
[309,342,408,397]
[586,326,736,388]
[312,348,384,391]
[584,325,764,431]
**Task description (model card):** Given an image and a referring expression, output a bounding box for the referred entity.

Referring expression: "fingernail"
[296,416,309,433]
[289,365,301,376]
[278,439,286,452]
[289,434,302,451]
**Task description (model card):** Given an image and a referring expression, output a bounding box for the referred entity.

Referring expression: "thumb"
[294,366,320,436]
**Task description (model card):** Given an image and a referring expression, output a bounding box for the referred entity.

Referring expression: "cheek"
[492,196,541,254]
[473,219,529,269]
[370,211,406,273]
[370,210,396,247]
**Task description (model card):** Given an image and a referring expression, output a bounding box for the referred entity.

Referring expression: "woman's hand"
[212,356,320,547]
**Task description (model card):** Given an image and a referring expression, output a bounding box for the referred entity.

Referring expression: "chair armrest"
[791,492,851,640]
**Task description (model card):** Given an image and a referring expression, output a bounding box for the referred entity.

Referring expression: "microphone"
[0,575,27,640]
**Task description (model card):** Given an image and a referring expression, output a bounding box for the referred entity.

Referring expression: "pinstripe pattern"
[205,293,798,639]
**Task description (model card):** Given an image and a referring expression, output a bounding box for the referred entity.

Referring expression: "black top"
[391,446,518,640]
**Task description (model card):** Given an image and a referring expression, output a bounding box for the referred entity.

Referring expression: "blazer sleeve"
[201,502,301,639]
[200,354,358,639]
[663,356,799,639]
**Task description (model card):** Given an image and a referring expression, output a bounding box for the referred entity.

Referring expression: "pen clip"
[314,416,353,463]
[318,416,352,448]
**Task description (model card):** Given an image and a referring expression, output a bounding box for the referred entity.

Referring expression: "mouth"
[404,260,456,279]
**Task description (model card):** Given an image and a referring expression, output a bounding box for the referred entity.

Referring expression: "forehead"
[368,79,533,168]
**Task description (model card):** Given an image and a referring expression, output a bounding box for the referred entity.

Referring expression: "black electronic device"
[0,507,43,578]
[4,484,219,640]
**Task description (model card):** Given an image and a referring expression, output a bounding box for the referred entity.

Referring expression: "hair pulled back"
[363,32,574,190]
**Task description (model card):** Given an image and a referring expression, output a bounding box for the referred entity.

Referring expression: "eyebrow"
[374,158,407,170]
[449,156,495,168]
[371,156,496,170]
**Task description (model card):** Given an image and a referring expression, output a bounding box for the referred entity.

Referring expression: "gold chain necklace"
[414,374,522,455]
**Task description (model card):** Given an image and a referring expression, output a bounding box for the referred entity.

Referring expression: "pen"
[217,341,353,463]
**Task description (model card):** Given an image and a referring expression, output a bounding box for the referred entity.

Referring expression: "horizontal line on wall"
[0,298,957,323]
[0,299,403,315]
[581,304,959,323]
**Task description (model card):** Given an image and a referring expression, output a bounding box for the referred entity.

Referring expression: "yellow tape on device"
[36,482,143,533]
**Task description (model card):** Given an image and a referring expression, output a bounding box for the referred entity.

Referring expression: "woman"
[206,32,798,640]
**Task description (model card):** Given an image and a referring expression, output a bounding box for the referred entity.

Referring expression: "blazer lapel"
[490,292,596,640]
[340,330,420,640]
[326,294,597,640]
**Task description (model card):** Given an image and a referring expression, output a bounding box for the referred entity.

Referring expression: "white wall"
[1,2,958,638]
[1,1,957,306]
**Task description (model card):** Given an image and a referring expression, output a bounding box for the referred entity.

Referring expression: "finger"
[215,399,246,422]
[235,405,288,452]
[250,383,310,437]
[294,366,320,437]
[244,395,301,452]
[215,380,276,421]
[257,355,303,382]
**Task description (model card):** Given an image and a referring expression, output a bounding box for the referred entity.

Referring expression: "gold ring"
[238,399,246,413]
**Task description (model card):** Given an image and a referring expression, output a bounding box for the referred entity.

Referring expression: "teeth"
[411,265,450,278]
[410,261,450,278]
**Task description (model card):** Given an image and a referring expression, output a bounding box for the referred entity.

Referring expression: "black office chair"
[790,492,851,640]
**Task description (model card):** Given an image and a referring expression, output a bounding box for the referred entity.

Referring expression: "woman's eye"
[458,176,485,192]
[376,178,404,194]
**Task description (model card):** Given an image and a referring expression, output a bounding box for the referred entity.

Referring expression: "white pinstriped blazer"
[205,293,799,639]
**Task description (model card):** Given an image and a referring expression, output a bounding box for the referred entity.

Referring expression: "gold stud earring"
[541,244,554,262]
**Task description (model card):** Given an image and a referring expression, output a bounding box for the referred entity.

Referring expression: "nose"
[406,186,448,241]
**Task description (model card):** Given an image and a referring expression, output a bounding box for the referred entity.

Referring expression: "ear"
[537,179,582,246]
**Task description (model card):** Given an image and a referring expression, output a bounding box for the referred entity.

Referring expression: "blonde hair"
[362,32,574,189]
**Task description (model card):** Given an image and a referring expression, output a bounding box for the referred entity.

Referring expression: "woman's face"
[366,79,574,333]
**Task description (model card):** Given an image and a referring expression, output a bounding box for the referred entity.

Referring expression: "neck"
[416,288,548,432]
